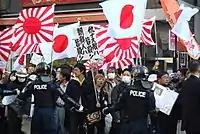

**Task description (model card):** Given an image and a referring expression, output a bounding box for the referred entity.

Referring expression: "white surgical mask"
[122,76,131,84]
[107,73,115,79]
[10,76,16,82]
[18,78,26,83]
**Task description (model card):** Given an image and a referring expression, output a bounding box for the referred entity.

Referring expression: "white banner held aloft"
[74,25,100,61]
[30,53,43,65]
[152,83,179,115]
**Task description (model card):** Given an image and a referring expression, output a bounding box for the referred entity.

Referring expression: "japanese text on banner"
[74,25,100,61]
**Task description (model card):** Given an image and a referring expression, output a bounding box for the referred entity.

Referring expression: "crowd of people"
[0,60,199,134]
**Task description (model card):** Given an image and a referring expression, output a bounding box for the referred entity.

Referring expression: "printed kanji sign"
[74,25,100,61]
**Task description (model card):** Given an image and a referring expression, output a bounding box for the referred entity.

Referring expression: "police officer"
[103,66,155,134]
[0,88,19,96]
[18,62,83,134]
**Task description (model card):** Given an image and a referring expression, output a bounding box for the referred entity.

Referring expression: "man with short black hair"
[182,60,200,134]
[56,68,72,134]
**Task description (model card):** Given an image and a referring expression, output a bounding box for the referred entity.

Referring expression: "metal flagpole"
[50,45,54,73]
[154,20,159,59]
[173,35,178,72]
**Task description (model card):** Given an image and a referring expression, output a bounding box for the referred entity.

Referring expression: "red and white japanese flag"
[40,23,78,64]
[13,5,54,46]
[13,55,26,71]
[141,16,156,46]
[100,0,147,38]
[0,27,14,62]
[13,43,41,70]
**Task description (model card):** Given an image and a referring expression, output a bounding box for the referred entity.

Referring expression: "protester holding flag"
[86,74,108,134]
[66,63,93,134]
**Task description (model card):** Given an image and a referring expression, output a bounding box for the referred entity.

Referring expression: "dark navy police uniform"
[19,77,81,134]
[104,80,155,134]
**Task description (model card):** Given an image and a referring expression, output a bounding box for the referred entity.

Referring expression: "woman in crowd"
[87,74,108,134]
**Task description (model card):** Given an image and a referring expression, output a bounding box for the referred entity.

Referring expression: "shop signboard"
[21,0,102,7]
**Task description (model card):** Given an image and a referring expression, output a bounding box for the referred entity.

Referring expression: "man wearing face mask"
[110,68,132,134]
[0,71,20,96]
[6,67,29,134]
[103,66,155,134]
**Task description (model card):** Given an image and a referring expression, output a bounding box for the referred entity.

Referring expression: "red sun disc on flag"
[23,17,41,34]
[120,5,134,29]
[95,25,139,61]
[14,5,54,45]
[53,35,69,53]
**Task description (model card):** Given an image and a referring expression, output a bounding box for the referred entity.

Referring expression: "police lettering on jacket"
[130,90,146,98]
[34,84,47,90]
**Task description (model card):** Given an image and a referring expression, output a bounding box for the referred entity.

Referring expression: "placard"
[152,83,179,115]
[74,25,100,61]
[21,0,101,7]
[30,53,44,65]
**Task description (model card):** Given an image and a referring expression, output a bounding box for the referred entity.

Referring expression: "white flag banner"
[152,83,179,115]
[74,25,100,61]
[39,42,53,64]
[40,23,78,64]
[30,53,43,65]
[100,0,147,38]
[171,4,199,42]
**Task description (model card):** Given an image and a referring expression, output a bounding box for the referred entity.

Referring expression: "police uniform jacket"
[19,78,80,109]
[182,75,200,132]
[111,82,127,122]
[105,81,155,121]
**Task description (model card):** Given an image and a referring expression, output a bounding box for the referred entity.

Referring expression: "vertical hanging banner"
[74,25,100,61]
[30,53,43,65]
[178,52,187,68]
[169,30,176,51]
